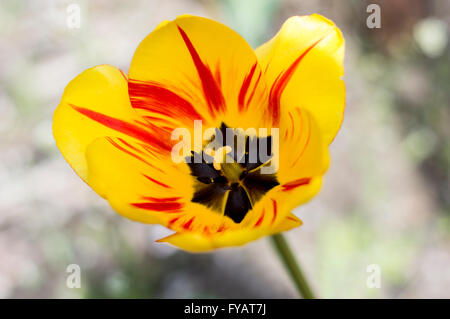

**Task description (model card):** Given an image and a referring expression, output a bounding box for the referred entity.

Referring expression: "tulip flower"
[53,14,344,298]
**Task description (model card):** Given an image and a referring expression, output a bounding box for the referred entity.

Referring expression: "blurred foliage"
[356,0,450,217]
[220,0,279,47]
[317,214,419,298]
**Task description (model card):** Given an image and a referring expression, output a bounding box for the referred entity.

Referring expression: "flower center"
[187,124,279,223]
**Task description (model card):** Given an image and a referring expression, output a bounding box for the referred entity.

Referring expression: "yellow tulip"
[53,14,345,252]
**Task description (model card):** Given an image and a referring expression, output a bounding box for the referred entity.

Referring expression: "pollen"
[187,124,279,223]
[205,145,232,171]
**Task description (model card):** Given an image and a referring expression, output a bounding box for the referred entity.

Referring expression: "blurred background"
[0,0,449,298]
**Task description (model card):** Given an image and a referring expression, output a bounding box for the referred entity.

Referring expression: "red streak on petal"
[177,25,225,114]
[214,62,222,87]
[134,118,173,137]
[285,111,295,140]
[141,196,181,202]
[203,225,211,236]
[71,105,172,153]
[254,210,265,227]
[117,137,145,155]
[142,174,171,189]
[183,216,195,230]
[282,177,312,192]
[217,224,226,233]
[246,71,261,109]
[131,201,183,212]
[119,69,128,81]
[291,114,312,168]
[238,62,257,112]
[142,115,174,126]
[168,217,180,227]
[268,37,324,125]
[286,216,299,222]
[128,80,204,121]
[106,137,152,167]
[271,199,278,225]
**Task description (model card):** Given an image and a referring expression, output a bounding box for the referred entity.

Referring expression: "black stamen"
[187,123,278,223]
[224,186,252,223]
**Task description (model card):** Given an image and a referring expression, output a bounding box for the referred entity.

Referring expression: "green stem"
[271,233,315,299]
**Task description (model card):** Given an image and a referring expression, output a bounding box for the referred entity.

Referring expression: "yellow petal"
[274,213,303,232]
[256,14,345,143]
[85,136,192,224]
[277,107,329,184]
[157,213,303,252]
[53,64,176,183]
[85,136,244,231]
[128,15,267,130]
